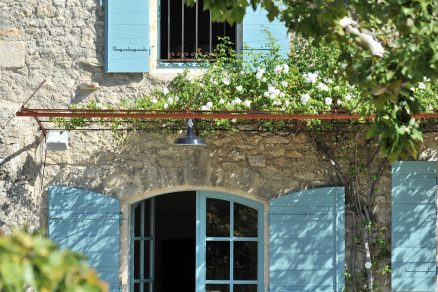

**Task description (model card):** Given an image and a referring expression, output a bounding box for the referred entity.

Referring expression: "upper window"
[159,0,237,62]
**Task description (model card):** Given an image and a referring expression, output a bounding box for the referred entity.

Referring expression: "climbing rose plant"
[59,37,437,161]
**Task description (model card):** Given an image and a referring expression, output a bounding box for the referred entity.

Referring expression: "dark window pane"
[134,204,142,237]
[206,241,230,280]
[234,203,258,237]
[134,240,140,279]
[234,284,257,292]
[206,198,230,237]
[234,241,257,280]
[143,200,151,237]
[143,240,150,279]
[206,284,230,292]
[183,2,196,58]
[134,283,140,292]
[144,283,150,292]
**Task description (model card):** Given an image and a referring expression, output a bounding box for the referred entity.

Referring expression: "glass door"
[197,192,263,292]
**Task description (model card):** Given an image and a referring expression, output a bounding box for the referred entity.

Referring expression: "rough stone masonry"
[1,0,438,291]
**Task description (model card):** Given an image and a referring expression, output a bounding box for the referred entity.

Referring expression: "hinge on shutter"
[119,212,123,225]
[113,46,149,52]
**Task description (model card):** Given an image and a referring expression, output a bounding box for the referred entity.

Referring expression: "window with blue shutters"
[105,0,150,73]
[391,161,437,292]
[48,186,121,291]
[242,5,289,59]
[104,0,288,72]
[269,187,345,292]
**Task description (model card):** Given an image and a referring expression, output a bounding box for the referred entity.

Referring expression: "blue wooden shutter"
[105,0,149,72]
[269,187,345,292]
[48,186,120,291]
[242,6,289,59]
[392,161,437,292]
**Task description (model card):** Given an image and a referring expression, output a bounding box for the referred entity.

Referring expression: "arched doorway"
[130,191,264,292]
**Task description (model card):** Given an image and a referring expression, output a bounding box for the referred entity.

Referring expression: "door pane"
[134,240,140,279]
[133,283,140,292]
[143,200,151,237]
[134,204,142,237]
[234,284,257,292]
[206,241,230,279]
[234,203,258,237]
[143,240,150,279]
[206,198,230,237]
[206,284,230,292]
[234,241,257,280]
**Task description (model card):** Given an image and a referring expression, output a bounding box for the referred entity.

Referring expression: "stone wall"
[1,0,438,290]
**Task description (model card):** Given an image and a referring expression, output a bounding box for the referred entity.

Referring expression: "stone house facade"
[1,0,438,291]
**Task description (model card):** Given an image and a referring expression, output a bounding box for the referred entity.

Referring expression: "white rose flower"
[151,98,158,104]
[283,64,289,73]
[222,77,230,85]
[262,77,267,82]
[325,97,333,106]
[300,93,311,104]
[274,65,283,74]
[163,103,169,109]
[345,94,352,102]
[201,105,209,111]
[273,100,282,106]
[263,91,270,98]
[174,96,179,102]
[236,85,243,92]
[279,92,285,98]
[268,84,276,94]
[219,98,225,104]
[418,82,426,89]
[206,101,213,109]
[256,68,265,79]
[281,81,288,87]
[303,72,319,83]
[167,97,174,104]
[163,87,170,95]
[337,99,342,105]
[317,83,329,92]
[243,100,251,107]
[232,97,241,105]
[285,100,290,106]
[231,118,237,123]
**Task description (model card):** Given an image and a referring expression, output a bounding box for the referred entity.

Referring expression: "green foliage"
[55,36,437,160]
[378,265,391,277]
[190,0,438,160]
[0,229,107,292]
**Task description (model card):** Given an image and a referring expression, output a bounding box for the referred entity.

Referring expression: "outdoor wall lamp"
[175,119,205,146]
[46,130,69,151]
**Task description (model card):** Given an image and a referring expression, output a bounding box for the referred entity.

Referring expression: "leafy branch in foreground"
[0,229,107,291]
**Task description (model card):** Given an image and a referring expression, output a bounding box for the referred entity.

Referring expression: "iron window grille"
[159,0,238,62]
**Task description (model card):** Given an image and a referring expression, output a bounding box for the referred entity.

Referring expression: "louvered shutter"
[105,0,149,72]
[269,187,345,292]
[392,161,437,292]
[48,186,121,291]
[242,5,289,59]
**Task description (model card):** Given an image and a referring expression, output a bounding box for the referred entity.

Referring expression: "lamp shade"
[175,119,205,146]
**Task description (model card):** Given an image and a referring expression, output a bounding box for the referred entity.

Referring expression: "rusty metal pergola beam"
[16,108,438,121]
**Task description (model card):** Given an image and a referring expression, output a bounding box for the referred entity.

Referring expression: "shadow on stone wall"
[42,131,331,203]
